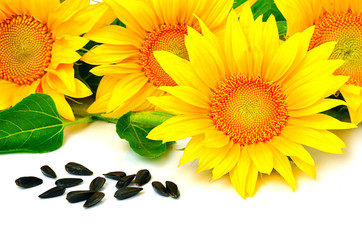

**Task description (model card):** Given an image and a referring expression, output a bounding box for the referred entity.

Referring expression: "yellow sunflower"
[147,4,356,198]
[81,0,237,117]
[275,0,362,125]
[0,0,113,120]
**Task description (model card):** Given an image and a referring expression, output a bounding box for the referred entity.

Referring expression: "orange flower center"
[309,11,362,87]
[0,15,53,86]
[140,24,189,87]
[210,76,289,146]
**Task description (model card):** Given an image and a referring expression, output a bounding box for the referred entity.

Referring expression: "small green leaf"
[116,111,173,159]
[0,93,65,154]
[233,0,249,9]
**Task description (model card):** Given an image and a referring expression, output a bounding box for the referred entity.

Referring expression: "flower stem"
[63,116,94,127]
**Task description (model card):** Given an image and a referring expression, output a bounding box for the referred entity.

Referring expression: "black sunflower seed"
[135,169,151,186]
[84,192,105,208]
[65,162,93,176]
[166,181,180,199]
[152,181,169,197]
[103,171,126,180]
[40,165,57,178]
[15,176,43,188]
[115,174,135,189]
[114,187,143,200]
[55,178,83,188]
[66,190,96,203]
[89,177,106,191]
[38,186,66,199]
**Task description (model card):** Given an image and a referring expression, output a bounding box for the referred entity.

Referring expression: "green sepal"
[0,93,65,154]
[116,111,175,159]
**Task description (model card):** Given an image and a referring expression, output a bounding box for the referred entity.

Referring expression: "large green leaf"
[0,93,65,154]
[116,111,174,159]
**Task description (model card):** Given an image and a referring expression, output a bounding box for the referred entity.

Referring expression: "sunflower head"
[275,0,362,124]
[147,4,355,198]
[0,0,114,120]
[81,0,235,117]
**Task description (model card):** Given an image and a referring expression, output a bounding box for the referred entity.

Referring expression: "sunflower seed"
[115,174,135,189]
[135,169,151,186]
[84,192,105,208]
[103,171,126,180]
[89,177,106,191]
[55,178,83,188]
[152,181,169,197]
[40,165,57,178]
[15,177,43,188]
[114,187,143,200]
[66,190,96,203]
[166,181,180,199]
[38,186,66,199]
[65,162,93,176]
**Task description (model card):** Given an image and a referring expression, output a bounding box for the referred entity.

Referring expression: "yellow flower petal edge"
[0,0,114,120]
[275,0,362,125]
[147,4,356,199]
[81,0,251,117]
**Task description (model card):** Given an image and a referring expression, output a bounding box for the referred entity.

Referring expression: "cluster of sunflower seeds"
[15,162,180,208]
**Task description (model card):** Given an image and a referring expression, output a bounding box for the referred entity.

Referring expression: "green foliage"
[0,94,65,154]
[116,111,174,159]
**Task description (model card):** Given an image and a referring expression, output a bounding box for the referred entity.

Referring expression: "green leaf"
[233,0,249,9]
[0,93,65,154]
[116,111,174,159]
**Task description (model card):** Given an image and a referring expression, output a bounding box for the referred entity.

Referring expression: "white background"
[1,1,362,239]
[0,121,361,240]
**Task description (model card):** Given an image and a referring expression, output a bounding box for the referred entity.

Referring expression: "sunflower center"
[0,15,53,86]
[309,11,362,87]
[140,24,189,87]
[210,75,289,146]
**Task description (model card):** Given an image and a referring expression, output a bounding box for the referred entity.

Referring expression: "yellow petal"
[212,143,240,180]
[148,96,209,115]
[153,51,211,95]
[107,73,148,112]
[269,135,315,166]
[84,25,142,48]
[248,142,273,174]
[281,126,345,154]
[0,81,21,109]
[12,81,39,107]
[186,27,224,89]
[159,86,210,109]
[90,62,141,77]
[291,156,316,179]
[179,135,205,166]
[229,148,251,199]
[48,0,89,29]
[82,44,139,65]
[245,161,259,197]
[272,148,296,191]
[53,3,112,37]
[51,42,81,69]
[288,114,356,130]
[224,10,249,76]
[28,0,59,23]
[203,129,230,148]
[197,141,233,172]
[41,81,74,121]
[288,99,347,117]
[147,114,214,142]
[103,0,150,38]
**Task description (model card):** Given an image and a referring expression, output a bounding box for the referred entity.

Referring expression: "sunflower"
[81,0,237,117]
[147,4,355,198]
[275,0,362,125]
[0,0,113,120]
